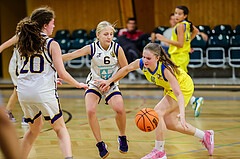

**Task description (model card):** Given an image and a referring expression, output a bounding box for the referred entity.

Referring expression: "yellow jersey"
[139,58,194,106]
[168,20,191,55]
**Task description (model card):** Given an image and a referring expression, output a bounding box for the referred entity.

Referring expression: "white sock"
[194,128,205,139]
[155,140,165,151]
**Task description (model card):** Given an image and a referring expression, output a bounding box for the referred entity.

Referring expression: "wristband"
[109,82,114,87]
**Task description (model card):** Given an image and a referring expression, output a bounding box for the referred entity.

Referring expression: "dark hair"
[17,7,55,57]
[169,13,174,19]
[127,17,136,23]
[176,6,193,32]
[143,43,180,76]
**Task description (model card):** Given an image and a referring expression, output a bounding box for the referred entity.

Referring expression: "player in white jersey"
[63,21,128,158]
[16,7,88,159]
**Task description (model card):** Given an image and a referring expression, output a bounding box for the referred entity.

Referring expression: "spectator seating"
[206,34,229,68]
[212,25,232,35]
[67,49,85,69]
[54,29,70,40]
[233,25,240,34]
[191,34,207,50]
[56,39,71,52]
[188,48,204,68]
[71,29,87,39]
[197,25,212,36]
[88,29,96,40]
[70,38,88,49]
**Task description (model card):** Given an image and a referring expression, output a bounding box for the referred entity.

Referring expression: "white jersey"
[86,41,120,85]
[9,47,21,86]
[17,35,57,103]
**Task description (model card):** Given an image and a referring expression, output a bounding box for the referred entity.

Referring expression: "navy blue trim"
[24,111,42,124]
[109,41,113,51]
[47,38,54,60]
[139,58,144,70]
[105,91,122,104]
[49,97,62,124]
[85,89,102,103]
[115,43,120,57]
[183,23,186,33]
[147,61,159,75]
[90,43,94,58]
[97,41,103,51]
[161,63,168,81]
[175,27,177,35]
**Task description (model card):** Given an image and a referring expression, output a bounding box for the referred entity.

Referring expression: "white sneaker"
[128,72,136,81]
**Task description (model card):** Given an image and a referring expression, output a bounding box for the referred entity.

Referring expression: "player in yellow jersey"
[96,43,214,158]
[156,6,204,117]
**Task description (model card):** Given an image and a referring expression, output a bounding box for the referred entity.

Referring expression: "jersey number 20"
[20,54,44,74]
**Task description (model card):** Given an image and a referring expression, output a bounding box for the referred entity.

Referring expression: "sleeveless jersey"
[17,34,57,103]
[139,58,194,106]
[86,41,120,85]
[168,20,191,55]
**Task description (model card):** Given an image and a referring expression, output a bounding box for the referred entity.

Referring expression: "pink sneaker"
[200,130,214,156]
[141,148,167,159]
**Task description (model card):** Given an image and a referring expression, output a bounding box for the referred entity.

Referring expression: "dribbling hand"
[177,114,188,130]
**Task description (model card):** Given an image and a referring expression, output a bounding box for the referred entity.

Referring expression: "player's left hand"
[190,48,194,53]
[57,78,63,85]
[177,113,188,130]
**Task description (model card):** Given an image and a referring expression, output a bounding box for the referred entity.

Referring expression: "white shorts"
[85,83,122,104]
[19,98,62,124]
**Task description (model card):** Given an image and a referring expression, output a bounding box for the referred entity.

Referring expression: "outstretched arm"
[191,25,199,41]
[0,35,18,53]
[97,59,141,90]
[62,45,90,61]
[51,41,88,89]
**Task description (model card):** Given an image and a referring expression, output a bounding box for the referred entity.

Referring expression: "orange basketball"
[135,108,159,132]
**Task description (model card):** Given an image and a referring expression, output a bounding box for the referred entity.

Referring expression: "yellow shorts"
[171,53,189,73]
[164,74,194,107]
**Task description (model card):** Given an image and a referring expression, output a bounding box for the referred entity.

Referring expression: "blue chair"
[206,47,225,68]
[67,49,85,69]
[233,25,240,35]
[228,46,240,79]
[188,48,204,68]
[56,39,71,51]
[88,29,96,40]
[212,25,232,35]
[191,34,207,49]
[208,34,230,49]
[230,35,240,46]
[71,29,87,39]
[70,38,88,49]
[197,25,211,36]
[54,30,70,40]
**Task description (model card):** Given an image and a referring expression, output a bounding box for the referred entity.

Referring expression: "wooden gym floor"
[0,84,240,159]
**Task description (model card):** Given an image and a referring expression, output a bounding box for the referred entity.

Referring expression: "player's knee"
[166,122,177,131]
[86,108,97,117]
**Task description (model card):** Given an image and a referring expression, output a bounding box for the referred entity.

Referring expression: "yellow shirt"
[139,58,194,106]
[168,20,191,55]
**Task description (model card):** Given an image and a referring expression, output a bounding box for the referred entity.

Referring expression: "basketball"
[135,108,159,132]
